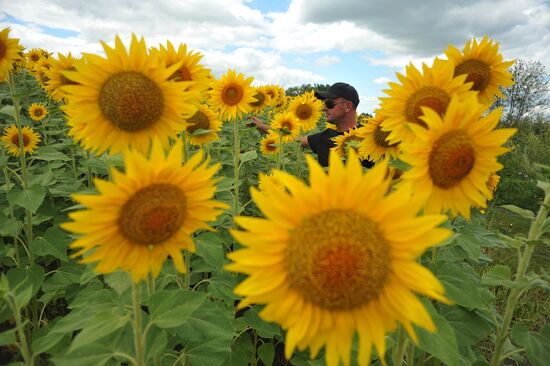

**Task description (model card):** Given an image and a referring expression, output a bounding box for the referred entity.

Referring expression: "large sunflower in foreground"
[28,103,48,122]
[0,28,21,81]
[184,104,222,145]
[444,36,514,105]
[400,96,516,219]
[62,34,196,155]
[44,52,79,102]
[227,152,452,366]
[357,114,400,162]
[288,91,323,132]
[208,69,255,121]
[1,125,41,156]
[62,139,228,282]
[379,58,478,145]
[270,112,300,143]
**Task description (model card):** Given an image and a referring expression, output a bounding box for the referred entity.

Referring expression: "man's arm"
[300,135,309,148]
[248,116,270,133]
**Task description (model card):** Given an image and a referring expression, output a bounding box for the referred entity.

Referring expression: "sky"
[1,0,549,115]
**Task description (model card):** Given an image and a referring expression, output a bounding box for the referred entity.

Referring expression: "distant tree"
[285,83,330,97]
[494,59,549,125]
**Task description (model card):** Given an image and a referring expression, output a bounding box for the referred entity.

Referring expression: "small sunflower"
[227,151,452,366]
[259,133,280,155]
[28,103,48,122]
[486,172,500,200]
[400,96,516,219]
[0,28,22,81]
[208,69,255,121]
[445,36,514,105]
[379,58,478,145]
[288,91,323,132]
[184,104,222,145]
[61,139,228,282]
[270,112,300,143]
[357,114,400,162]
[1,125,41,156]
[249,86,272,112]
[44,52,79,102]
[62,34,196,155]
[331,129,363,158]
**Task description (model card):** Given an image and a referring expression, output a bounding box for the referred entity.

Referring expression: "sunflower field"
[1,28,549,366]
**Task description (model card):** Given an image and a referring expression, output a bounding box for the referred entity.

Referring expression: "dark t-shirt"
[307,129,374,168]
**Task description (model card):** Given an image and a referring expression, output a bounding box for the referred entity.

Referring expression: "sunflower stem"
[489,190,548,366]
[392,325,408,366]
[145,275,161,366]
[7,291,33,366]
[131,281,145,366]
[184,249,191,289]
[2,157,21,266]
[232,119,241,219]
[407,341,415,366]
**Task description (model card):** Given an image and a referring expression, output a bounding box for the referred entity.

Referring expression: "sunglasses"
[324,100,347,109]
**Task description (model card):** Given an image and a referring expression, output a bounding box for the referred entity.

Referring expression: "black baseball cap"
[314,82,360,107]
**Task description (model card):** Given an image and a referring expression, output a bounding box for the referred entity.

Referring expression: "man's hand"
[248,116,269,133]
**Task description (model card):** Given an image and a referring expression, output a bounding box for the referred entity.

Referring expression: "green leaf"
[441,307,493,347]
[498,233,524,249]
[537,180,550,196]
[258,343,275,366]
[69,311,130,352]
[34,146,71,161]
[190,128,214,136]
[436,262,489,310]
[30,226,70,261]
[241,306,281,338]
[0,213,21,236]
[7,185,47,213]
[501,204,535,220]
[51,344,114,366]
[240,150,258,164]
[104,271,131,295]
[208,271,241,302]
[482,264,513,287]
[32,328,67,354]
[148,289,206,328]
[195,232,225,271]
[0,328,16,346]
[511,324,550,366]
[0,105,16,119]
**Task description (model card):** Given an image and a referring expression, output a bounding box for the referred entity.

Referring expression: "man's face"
[323,97,350,124]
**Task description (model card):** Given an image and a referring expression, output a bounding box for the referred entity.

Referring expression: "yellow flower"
[270,112,300,143]
[44,52,79,102]
[400,96,516,219]
[331,129,362,158]
[24,48,47,69]
[62,34,196,155]
[357,114,400,162]
[1,125,41,156]
[288,91,323,132]
[0,28,22,81]
[379,58,477,145]
[445,36,514,105]
[62,139,228,282]
[28,103,48,122]
[227,151,452,366]
[249,86,273,112]
[208,69,255,121]
[184,104,222,145]
[258,172,286,195]
[486,172,500,200]
[259,133,280,155]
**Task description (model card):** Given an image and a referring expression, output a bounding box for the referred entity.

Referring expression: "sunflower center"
[455,59,491,92]
[33,109,43,117]
[11,132,30,147]
[30,53,40,62]
[280,120,294,134]
[118,183,187,245]
[222,85,243,106]
[186,110,210,133]
[285,209,390,311]
[99,71,164,132]
[429,130,475,189]
[374,125,397,147]
[405,86,450,127]
[264,138,277,151]
[250,92,265,107]
[295,104,313,120]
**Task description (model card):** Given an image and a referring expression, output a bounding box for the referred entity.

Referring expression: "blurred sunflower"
[258,172,286,195]
[445,36,514,105]
[62,34,196,155]
[184,104,222,145]
[379,58,477,145]
[486,172,500,200]
[62,139,228,282]
[400,96,516,219]
[259,133,279,155]
[29,103,48,122]
[249,86,272,112]
[227,152,451,366]
[270,112,300,143]
[357,114,400,162]
[209,69,255,121]
[0,28,21,81]
[1,125,41,156]
[24,48,45,69]
[331,129,363,158]
[44,52,79,102]
[288,91,323,132]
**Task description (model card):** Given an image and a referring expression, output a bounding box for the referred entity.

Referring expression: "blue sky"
[1,0,549,115]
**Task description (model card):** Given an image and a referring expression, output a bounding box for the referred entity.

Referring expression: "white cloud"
[373,77,391,85]
[314,55,340,67]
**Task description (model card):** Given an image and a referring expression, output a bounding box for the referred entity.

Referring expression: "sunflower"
[0,28,22,81]
[445,36,514,105]
[62,34,196,155]
[184,104,222,145]
[357,114,400,162]
[379,58,478,145]
[486,172,500,200]
[208,69,255,121]
[152,41,212,102]
[44,52,79,102]
[61,139,228,282]
[227,151,452,366]
[270,112,300,143]
[258,172,286,195]
[400,96,516,219]
[1,125,41,156]
[331,129,363,158]
[28,103,48,122]
[249,86,272,112]
[325,121,337,130]
[259,133,279,155]
[288,91,323,132]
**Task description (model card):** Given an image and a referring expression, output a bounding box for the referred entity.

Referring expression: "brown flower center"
[186,110,210,134]
[454,59,491,92]
[99,71,164,132]
[30,53,40,62]
[405,86,450,127]
[285,210,390,311]
[221,84,243,106]
[374,124,397,147]
[11,131,30,147]
[33,109,43,117]
[429,130,475,189]
[250,92,266,107]
[118,184,187,245]
[264,138,277,152]
[295,104,313,120]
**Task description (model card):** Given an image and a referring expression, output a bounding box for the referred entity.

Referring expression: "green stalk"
[132,281,145,366]
[7,292,33,366]
[145,275,161,366]
[392,325,408,366]
[489,191,549,366]
[2,157,20,265]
